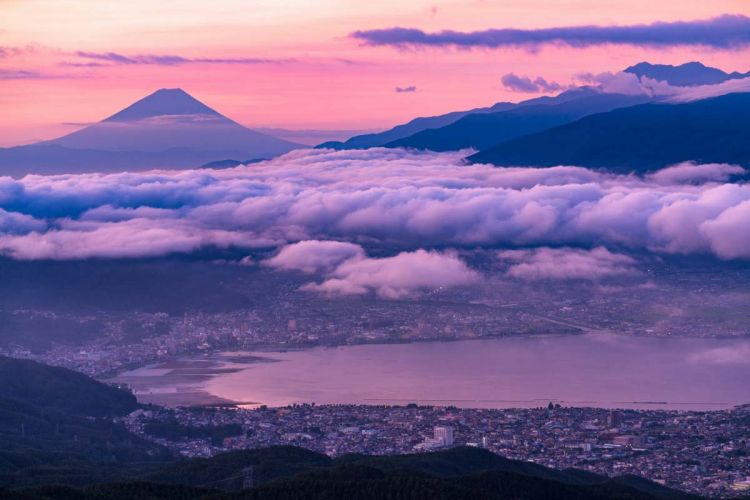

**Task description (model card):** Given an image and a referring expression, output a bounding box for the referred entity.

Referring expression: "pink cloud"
[646,162,745,185]
[498,247,638,281]
[298,247,479,298]
[0,218,262,260]
[0,149,749,261]
[264,239,365,273]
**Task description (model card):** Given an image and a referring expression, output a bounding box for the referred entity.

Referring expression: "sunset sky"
[1,0,750,146]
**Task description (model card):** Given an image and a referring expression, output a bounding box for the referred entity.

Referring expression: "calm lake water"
[112,334,750,410]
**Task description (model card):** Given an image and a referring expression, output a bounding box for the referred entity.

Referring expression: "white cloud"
[668,76,750,102]
[265,240,478,298]
[689,344,750,364]
[646,162,744,185]
[498,246,638,281]
[575,71,750,101]
[0,148,748,261]
[264,240,364,273]
[296,247,479,298]
[0,218,261,260]
[575,71,675,96]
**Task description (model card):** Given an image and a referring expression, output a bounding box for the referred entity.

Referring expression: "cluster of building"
[8,268,749,379]
[3,263,749,498]
[121,403,750,497]
[0,302,575,378]
[3,256,750,380]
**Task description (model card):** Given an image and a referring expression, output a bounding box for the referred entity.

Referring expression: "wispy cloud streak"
[73,51,297,66]
[351,15,750,50]
[0,69,78,80]
[501,73,567,93]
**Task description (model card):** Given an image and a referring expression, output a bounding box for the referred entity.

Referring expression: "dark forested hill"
[0,357,138,417]
[0,357,697,499]
[0,358,170,489]
[145,446,332,490]
[468,93,750,172]
[9,446,698,499]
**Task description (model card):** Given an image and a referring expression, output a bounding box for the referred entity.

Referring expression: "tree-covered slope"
[469,93,750,172]
[0,357,138,417]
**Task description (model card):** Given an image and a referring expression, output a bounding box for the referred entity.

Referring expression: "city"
[3,256,749,379]
[120,402,750,496]
[2,1,750,498]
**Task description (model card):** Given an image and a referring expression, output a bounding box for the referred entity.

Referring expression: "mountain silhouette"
[384,88,652,152]
[316,89,619,151]
[103,88,223,122]
[468,92,750,172]
[320,61,750,153]
[624,61,749,87]
[0,88,301,176]
[316,102,520,150]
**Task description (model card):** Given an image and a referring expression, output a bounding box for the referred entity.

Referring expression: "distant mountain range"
[317,101,517,150]
[468,93,750,171]
[2,62,748,177]
[384,88,652,152]
[624,61,750,87]
[317,86,646,151]
[0,89,301,176]
[317,61,749,172]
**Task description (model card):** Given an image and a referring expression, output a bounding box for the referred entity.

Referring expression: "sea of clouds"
[0,148,748,295]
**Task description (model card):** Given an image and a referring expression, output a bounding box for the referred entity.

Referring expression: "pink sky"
[1,0,750,146]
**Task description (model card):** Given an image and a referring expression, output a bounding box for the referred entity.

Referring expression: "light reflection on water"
[115,334,750,410]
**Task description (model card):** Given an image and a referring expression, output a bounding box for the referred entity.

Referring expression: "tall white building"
[434,425,454,446]
[413,425,456,451]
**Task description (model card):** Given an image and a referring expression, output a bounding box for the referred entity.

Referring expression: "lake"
[110,334,750,410]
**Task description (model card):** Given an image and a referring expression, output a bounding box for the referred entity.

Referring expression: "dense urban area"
[2,257,750,378]
[121,403,750,497]
[1,258,749,498]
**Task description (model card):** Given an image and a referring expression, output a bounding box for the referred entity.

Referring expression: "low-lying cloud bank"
[0,149,748,262]
[575,71,750,101]
[498,247,638,281]
[265,240,478,298]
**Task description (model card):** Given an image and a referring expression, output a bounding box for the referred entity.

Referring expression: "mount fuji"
[0,88,302,176]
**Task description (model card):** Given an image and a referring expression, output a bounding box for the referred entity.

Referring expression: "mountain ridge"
[468,92,750,172]
[624,61,749,87]
[384,89,653,152]
[316,101,516,150]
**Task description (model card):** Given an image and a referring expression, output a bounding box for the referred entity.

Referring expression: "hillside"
[9,445,697,499]
[145,446,331,490]
[0,362,695,499]
[317,101,516,150]
[385,90,651,152]
[468,92,750,172]
[0,357,171,489]
[0,357,138,417]
[316,88,614,150]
